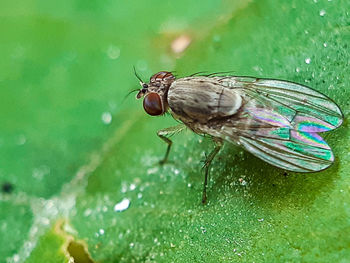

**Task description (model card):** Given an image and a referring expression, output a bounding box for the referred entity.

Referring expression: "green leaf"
[25,222,67,263]
[1,0,349,262]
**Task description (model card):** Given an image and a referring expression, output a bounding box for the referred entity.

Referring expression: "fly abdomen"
[216,88,242,117]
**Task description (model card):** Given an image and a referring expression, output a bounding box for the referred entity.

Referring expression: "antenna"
[133,66,144,83]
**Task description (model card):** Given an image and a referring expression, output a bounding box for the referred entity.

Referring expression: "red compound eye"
[143,92,163,116]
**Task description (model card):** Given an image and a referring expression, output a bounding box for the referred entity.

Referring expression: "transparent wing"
[237,129,334,172]
[212,77,343,172]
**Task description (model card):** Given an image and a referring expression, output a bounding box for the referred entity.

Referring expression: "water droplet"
[320,9,326,16]
[121,182,128,193]
[101,112,112,125]
[258,218,264,222]
[137,193,143,199]
[305,58,311,64]
[84,209,92,217]
[323,42,327,47]
[13,254,20,262]
[99,229,105,235]
[107,45,120,60]
[114,198,130,212]
[295,67,300,73]
[129,184,136,191]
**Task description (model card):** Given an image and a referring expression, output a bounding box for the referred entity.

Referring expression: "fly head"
[135,71,175,116]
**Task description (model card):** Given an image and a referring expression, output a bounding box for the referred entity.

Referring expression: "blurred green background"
[1,0,349,262]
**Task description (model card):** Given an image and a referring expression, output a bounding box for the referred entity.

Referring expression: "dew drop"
[121,182,128,193]
[99,229,105,235]
[101,112,112,125]
[323,42,327,48]
[305,58,311,64]
[13,254,20,262]
[319,9,326,16]
[84,209,92,217]
[114,198,130,212]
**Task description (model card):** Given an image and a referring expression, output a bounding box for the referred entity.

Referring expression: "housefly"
[134,70,343,203]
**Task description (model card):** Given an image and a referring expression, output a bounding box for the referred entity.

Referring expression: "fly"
[134,70,343,203]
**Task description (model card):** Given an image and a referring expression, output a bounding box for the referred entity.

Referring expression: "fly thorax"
[167,78,243,124]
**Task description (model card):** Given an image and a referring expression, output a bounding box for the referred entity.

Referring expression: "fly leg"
[202,138,223,204]
[157,124,185,165]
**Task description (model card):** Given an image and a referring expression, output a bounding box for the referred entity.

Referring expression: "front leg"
[157,124,186,165]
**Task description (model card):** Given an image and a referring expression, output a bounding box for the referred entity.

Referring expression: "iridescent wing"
[212,77,343,172]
